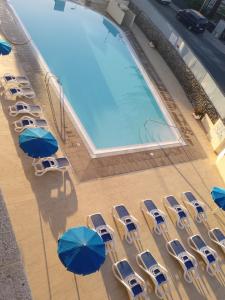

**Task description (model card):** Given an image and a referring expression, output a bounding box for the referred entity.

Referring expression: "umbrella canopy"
[58,226,106,275]
[211,186,225,210]
[0,40,12,55]
[19,128,58,158]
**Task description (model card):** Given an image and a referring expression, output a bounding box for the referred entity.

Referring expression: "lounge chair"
[188,234,220,276]
[208,228,225,254]
[0,73,30,90]
[33,157,70,176]
[9,101,42,117]
[164,195,190,230]
[4,86,36,100]
[112,204,140,244]
[87,213,115,254]
[166,239,199,283]
[13,116,48,132]
[182,191,207,223]
[112,259,147,300]
[136,250,170,299]
[141,200,168,236]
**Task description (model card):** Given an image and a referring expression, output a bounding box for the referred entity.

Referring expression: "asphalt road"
[134,0,225,94]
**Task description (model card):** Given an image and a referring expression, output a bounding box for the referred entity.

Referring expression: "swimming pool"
[9,0,181,156]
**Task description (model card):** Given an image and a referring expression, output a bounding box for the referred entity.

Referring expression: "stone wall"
[129,2,219,123]
[0,190,32,300]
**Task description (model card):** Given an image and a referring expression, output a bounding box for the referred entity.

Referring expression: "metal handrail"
[44,72,66,143]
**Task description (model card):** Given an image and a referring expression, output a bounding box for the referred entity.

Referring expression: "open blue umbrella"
[211,186,225,210]
[0,40,12,56]
[58,226,106,275]
[19,128,58,158]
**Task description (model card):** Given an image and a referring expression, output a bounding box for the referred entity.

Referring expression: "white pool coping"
[7,1,184,158]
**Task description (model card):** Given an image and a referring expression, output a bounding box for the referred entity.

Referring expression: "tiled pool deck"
[0,1,225,299]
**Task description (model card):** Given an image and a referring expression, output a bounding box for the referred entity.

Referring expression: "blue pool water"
[10,0,178,151]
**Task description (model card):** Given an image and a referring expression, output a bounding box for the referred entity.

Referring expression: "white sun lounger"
[136,250,171,299]
[4,86,36,100]
[112,204,140,244]
[87,213,115,254]
[8,101,42,117]
[166,239,199,283]
[112,259,147,300]
[141,200,168,236]
[188,234,220,276]
[0,73,31,90]
[13,116,48,132]
[164,195,190,230]
[182,191,207,223]
[33,157,70,176]
[208,228,225,254]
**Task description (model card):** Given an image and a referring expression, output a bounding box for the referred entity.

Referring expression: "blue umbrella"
[0,40,12,56]
[19,128,58,158]
[211,186,225,210]
[58,226,106,275]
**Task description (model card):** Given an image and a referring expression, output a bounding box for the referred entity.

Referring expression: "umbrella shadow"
[100,256,128,300]
[0,97,78,241]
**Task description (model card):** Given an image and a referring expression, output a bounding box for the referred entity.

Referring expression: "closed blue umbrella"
[19,128,58,158]
[0,40,12,55]
[58,226,106,275]
[211,186,225,210]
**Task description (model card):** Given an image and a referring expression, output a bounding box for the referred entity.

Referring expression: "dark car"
[176,9,208,33]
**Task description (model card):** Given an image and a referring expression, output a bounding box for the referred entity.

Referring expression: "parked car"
[176,9,208,33]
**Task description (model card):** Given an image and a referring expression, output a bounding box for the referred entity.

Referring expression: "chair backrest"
[90,213,106,228]
[10,88,19,94]
[117,260,133,279]
[184,191,197,203]
[4,74,14,81]
[42,160,52,169]
[16,104,27,111]
[22,119,31,126]
[192,235,206,249]
[115,205,129,218]
[166,196,179,207]
[170,240,185,255]
[140,251,157,269]
[213,228,225,242]
[144,200,157,212]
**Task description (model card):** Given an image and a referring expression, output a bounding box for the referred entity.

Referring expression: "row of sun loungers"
[13,116,48,132]
[4,87,36,100]
[0,73,31,88]
[1,73,70,176]
[0,73,36,99]
[9,101,42,117]
[87,192,225,299]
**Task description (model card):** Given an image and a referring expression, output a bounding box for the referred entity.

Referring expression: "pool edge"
[7,1,185,158]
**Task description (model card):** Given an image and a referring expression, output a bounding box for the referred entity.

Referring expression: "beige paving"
[0,11,225,300]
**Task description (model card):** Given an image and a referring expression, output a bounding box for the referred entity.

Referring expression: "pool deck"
[1,1,225,300]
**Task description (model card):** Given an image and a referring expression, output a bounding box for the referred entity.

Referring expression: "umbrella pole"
[73,274,81,300]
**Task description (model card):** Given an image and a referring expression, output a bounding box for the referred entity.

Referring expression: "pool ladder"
[44,72,66,143]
